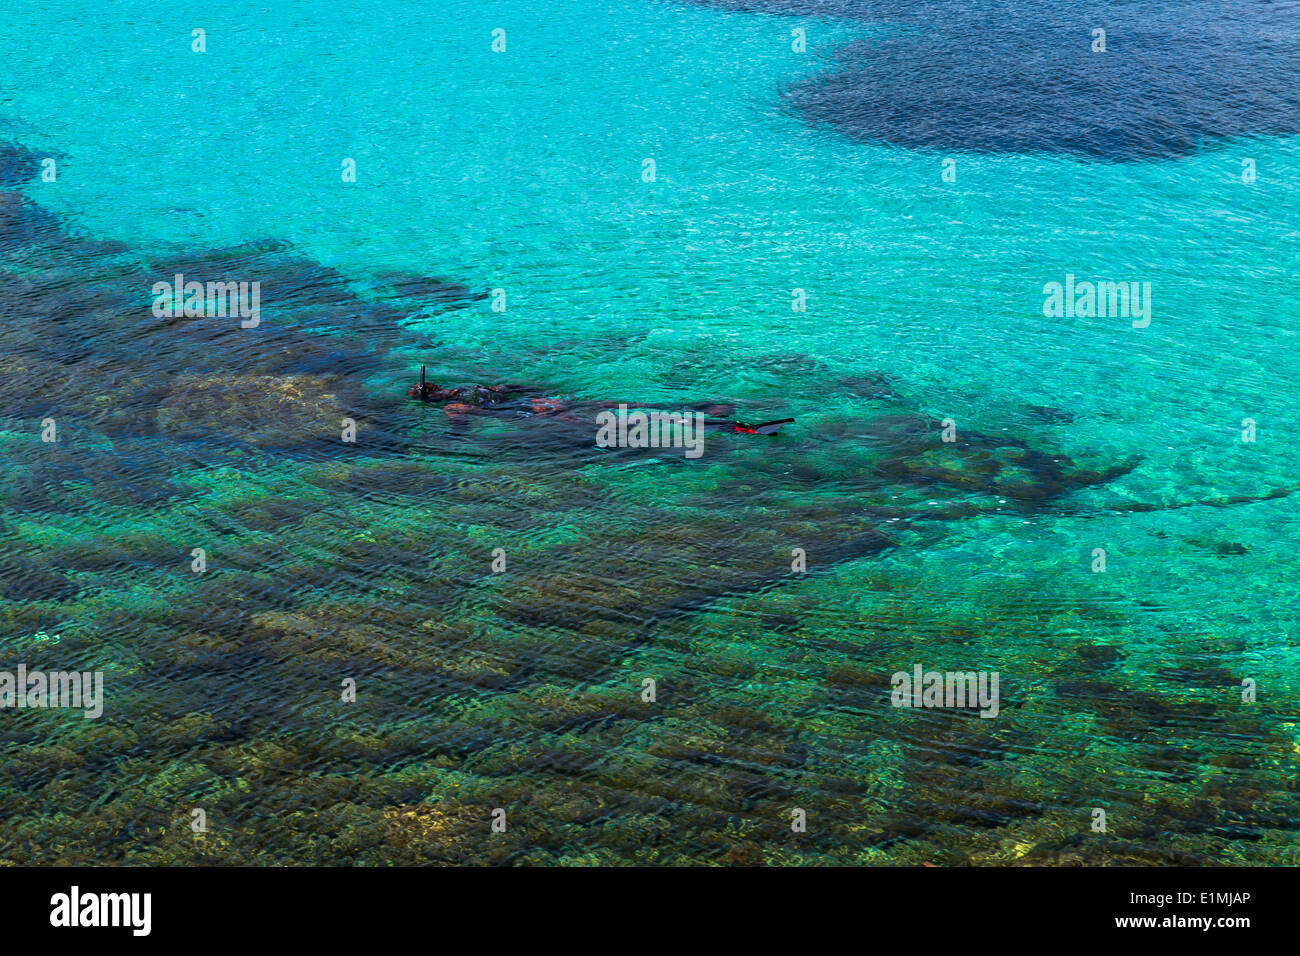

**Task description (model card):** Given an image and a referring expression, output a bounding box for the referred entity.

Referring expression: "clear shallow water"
[0,0,1297,864]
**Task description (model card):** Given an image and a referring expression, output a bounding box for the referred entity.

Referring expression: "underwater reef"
[0,138,1297,866]
[687,0,1300,162]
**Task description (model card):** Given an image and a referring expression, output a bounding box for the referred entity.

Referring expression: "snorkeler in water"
[407,366,793,435]
[406,365,513,405]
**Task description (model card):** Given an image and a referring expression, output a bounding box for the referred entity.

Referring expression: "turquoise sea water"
[0,0,1297,864]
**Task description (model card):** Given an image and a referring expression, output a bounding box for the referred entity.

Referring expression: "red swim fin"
[728,417,794,435]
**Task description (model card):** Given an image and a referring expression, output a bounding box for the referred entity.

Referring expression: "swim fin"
[728,418,794,435]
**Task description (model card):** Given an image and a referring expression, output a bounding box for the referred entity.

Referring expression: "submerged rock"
[0,557,80,602]
[0,143,40,187]
[781,0,1300,162]
[154,374,366,449]
[1027,405,1075,425]
[834,372,899,401]
[0,191,62,248]
[373,270,487,308]
[875,429,1139,505]
[148,247,355,312]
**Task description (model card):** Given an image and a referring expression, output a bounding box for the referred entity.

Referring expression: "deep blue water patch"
[695,0,1300,161]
